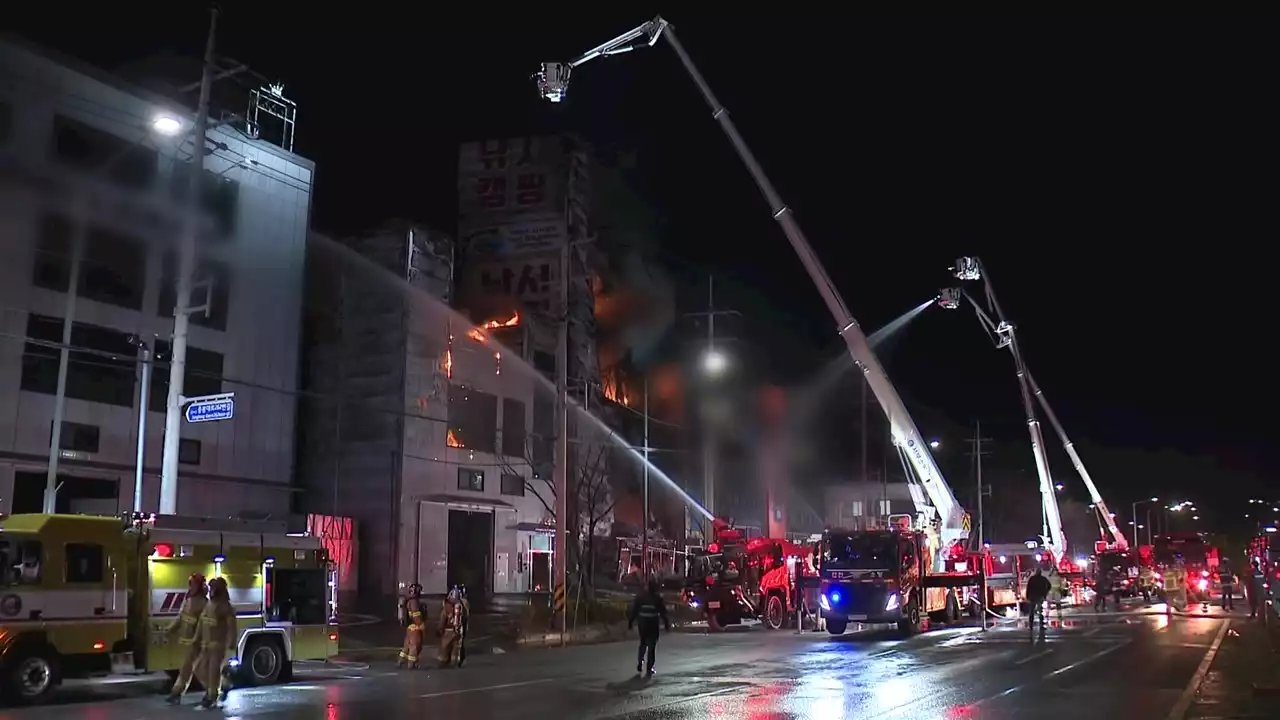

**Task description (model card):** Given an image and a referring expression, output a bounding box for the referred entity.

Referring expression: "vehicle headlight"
[885,593,900,612]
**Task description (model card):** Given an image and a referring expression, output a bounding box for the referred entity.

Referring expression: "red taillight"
[328,632,338,642]
[152,543,174,558]
[92,641,105,650]
[707,543,720,554]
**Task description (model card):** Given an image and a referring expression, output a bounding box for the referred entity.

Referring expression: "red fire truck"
[1153,533,1218,603]
[682,520,818,631]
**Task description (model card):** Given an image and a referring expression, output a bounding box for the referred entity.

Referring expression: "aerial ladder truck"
[941,257,1128,569]
[532,18,975,635]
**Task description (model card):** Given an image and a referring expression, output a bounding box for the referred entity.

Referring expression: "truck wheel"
[4,648,59,705]
[826,618,848,635]
[945,594,960,624]
[707,611,726,632]
[241,638,284,686]
[898,597,922,636]
[764,595,786,630]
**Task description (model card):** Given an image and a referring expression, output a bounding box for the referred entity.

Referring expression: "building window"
[0,99,12,144]
[31,215,147,310]
[502,398,526,457]
[178,438,202,465]
[158,252,230,331]
[51,115,157,189]
[457,468,484,492]
[447,385,497,454]
[533,351,555,378]
[64,543,104,583]
[150,342,223,413]
[878,499,892,516]
[170,161,240,238]
[51,421,100,454]
[21,314,136,407]
[500,473,525,497]
[31,213,73,293]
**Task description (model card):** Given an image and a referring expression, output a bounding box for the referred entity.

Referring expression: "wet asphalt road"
[3,605,1242,719]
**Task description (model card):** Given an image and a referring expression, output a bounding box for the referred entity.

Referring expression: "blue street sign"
[185,397,235,423]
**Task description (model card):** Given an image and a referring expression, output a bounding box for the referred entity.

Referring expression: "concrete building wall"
[299,222,548,608]
[824,481,917,530]
[0,38,311,517]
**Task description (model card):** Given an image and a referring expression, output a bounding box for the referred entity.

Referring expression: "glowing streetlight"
[151,113,183,136]
[702,349,727,376]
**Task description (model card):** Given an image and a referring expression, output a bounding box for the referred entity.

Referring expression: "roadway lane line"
[968,640,1129,710]
[1165,618,1229,720]
[598,685,742,719]
[418,678,554,698]
[1042,640,1129,678]
[1014,648,1053,665]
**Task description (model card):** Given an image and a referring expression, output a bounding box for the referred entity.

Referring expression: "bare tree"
[574,440,617,591]
[494,433,557,519]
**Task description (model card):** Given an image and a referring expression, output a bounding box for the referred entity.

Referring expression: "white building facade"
[396,318,553,597]
[0,39,312,517]
[299,223,552,606]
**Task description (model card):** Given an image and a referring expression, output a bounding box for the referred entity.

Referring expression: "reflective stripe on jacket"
[170,596,208,646]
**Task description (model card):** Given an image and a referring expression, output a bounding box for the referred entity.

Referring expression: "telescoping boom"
[535,16,969,550]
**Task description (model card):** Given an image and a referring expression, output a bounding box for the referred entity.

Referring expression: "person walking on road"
[1093,565,1111,612]
[397,583,426,669]
[1220,560,1236,611]
[1026,569,1051,642]
[628,578,670,676]
[164,573,208,705]
[196,576,236,710]
[437,585,470,668]
[1247,560,1264,619]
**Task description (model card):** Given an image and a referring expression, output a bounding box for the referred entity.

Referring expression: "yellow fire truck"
[0,513,338,704]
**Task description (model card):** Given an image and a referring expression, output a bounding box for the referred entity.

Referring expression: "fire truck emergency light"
[152,543,174,558]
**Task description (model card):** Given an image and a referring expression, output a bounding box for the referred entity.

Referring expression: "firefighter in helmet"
[397,583,426,669]
[164,573,208,705]
[437,585,470,668]
[196,576,236,710]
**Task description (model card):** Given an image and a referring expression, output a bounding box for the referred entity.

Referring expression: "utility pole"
[966,421,993,630]
[159,7,218,515]
[965,422,994,550]
[642,375,650,580]
[553,215,570,646]
[131,336,154,514]
[683,275,739,527]
[705,278,715,521]
[860,375,868,528]
[44,215,86,513]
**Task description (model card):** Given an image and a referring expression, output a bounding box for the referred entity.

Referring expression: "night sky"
[12,8,1272,526]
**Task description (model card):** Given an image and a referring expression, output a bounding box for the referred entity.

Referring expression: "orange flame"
[467,313,520,343]
[481,312,520,330]
[446,429,464,448]
[441,340,453,379]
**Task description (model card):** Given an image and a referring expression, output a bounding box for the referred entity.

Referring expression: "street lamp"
[150,113,183,136]
[1133,497,1159,546]
[702,349,727,376]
